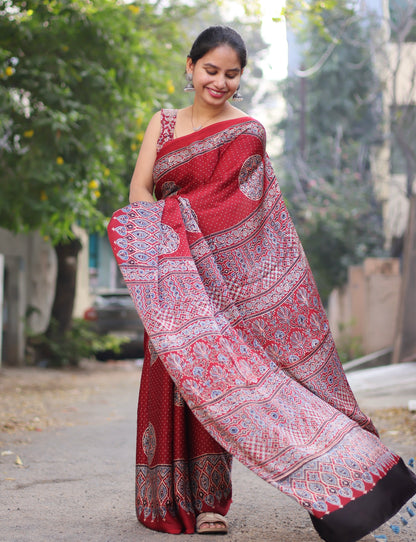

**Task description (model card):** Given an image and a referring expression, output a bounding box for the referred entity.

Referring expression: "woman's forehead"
[196,44,242,69]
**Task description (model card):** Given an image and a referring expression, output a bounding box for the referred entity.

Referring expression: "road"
[1,361,415,542]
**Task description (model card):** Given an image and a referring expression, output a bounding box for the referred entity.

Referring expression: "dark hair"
[188,26,247,69]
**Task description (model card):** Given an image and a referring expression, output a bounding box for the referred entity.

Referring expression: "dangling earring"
[232,86,243,102]
[184,73,195,92]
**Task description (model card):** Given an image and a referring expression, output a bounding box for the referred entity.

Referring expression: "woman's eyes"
[206,70,237,79]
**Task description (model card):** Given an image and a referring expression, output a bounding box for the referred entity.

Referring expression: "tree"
[0,0,200,338]
[0,0,269,361]
[279,0,416,362]
[382,0,416,223]
[277,1,386,300]
[378,0,416,362]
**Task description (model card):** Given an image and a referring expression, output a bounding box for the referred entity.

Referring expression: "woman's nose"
[213,73,227,88]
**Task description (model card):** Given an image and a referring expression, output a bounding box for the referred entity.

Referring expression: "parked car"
[84,290,144,360]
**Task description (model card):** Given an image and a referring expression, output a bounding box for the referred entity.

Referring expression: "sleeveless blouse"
[156,109,177,152]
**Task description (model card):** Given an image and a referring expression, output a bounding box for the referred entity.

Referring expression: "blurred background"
[0,0,415,368]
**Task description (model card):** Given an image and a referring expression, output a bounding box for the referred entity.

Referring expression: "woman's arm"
[129,111,161,203]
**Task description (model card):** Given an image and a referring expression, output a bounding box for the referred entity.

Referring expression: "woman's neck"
[190,101,231,131]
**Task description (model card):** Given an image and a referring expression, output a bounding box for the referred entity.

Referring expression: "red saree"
[108,110,416,541]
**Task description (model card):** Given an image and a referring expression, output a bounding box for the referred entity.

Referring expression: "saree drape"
[134,332,233,534]
[108,113,416,541]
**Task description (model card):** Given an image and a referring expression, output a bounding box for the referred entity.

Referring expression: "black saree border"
[310,458,416,542]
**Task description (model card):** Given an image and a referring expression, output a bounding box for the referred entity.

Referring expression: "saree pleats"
[135,333,232,533]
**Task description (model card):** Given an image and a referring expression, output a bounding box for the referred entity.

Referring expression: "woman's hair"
[188,26,247,69]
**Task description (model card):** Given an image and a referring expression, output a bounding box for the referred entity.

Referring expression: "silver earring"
[184,73,195,92]
[232,86,243,102]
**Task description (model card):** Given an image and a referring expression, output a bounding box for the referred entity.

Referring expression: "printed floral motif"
[148,339,158,367]
[107,117,390,525]
[156,108,177,152]
[142,422,156,465]
[238,154,264,200]
[136,454,232,523]
[173,386,185,407]
[159,223,179,254]
[179,197,200,232]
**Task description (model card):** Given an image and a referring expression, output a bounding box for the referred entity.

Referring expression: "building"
[367,0,416,249]
[285,0,416,355]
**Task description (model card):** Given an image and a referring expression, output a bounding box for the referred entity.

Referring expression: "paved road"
[1,362,415,542]
[346,361,416,410]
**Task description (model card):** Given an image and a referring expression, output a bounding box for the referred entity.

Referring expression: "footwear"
[196,512,228,534]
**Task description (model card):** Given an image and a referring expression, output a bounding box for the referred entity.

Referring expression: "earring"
[232,86,243,102]
[184,73,195,92]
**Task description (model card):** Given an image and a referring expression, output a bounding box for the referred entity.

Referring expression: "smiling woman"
[108,24,416,542]
[185,45,242,128]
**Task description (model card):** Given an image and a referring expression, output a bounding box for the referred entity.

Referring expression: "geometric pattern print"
[110,200,165,267]
[190,453,233,513]
[273,427,398,519]
[152,118,265,184]
[108,118,389,519]
[135,453,232,523]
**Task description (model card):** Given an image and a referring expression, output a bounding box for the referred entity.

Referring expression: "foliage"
[27,318,129,367]
[389,0,416,43]
[172,2,269,110]
[281,0,359,40]
[285,165,385,300]
[387,1,416,198]
[278,0,386,300]
[0,0,268,243]
[0,0,199,243]
[282,0,416,208]
[335,319,364,364]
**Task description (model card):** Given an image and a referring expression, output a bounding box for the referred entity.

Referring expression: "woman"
[108,26,416,540]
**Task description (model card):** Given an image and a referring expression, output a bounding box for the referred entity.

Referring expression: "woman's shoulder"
[229,110,265,132]
[149,109,179,125]
[232,114,267,146]
[156,109,178,150]
[227,107,265,129]
[149,109,178,125]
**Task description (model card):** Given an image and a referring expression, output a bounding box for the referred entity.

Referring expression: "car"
[83,289,144,360]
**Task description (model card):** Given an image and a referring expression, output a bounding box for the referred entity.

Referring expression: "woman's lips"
[207,87,227,98]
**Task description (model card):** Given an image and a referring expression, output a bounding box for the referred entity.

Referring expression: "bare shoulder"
[138,111,162,152]
[145,110,162,135]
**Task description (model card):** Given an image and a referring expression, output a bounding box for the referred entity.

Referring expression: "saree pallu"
[108,117,416,541]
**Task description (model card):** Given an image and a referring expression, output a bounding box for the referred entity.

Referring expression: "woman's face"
[187,44,243,106]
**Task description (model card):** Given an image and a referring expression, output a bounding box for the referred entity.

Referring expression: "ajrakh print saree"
[108,110,416,541]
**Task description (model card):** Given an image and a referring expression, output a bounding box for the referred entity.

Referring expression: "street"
[1,360,416,542]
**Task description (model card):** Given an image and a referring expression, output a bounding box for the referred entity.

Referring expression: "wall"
[0,226,94,365]
[0,229,57,364]
[328,257,401,355]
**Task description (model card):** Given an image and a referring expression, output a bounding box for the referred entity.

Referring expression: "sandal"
[196,512,228,534]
